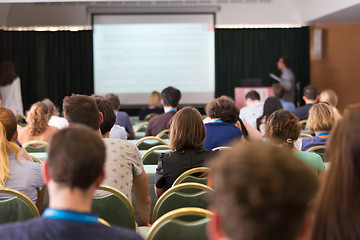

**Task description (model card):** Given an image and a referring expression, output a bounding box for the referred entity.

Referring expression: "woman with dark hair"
[311,107,360,239]
[18,102,58,145]
[256,96,283,135]
[155,106,216,197]
[203,96,243,149]
[0,61,23,115]
[265,109,324,176]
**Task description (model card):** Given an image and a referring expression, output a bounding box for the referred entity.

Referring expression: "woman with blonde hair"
[18,102,58,145]
[319,89,338,107]
[154,106,216,197]
[0,107,44,203]
[301,102,341,151]
[138,91,164,120]
[312,108,360,239]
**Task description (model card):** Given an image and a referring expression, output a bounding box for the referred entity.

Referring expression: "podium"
[234,87,274,109]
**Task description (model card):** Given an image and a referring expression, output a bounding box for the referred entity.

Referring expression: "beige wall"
[310,24,360,111]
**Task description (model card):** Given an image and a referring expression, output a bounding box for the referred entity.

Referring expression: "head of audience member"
[265,109,300,149]
[303,85,318,104]
[148,91,162,108]
[26,102,50,136]
[277,56,291,71]
[206,96,239,124]
[42,98,57,116]
[160,86,181,109]
[169,106,206,151]
[92,96,115,137]
[311,108,360,240]
[44,125,105,208]
[208,141,318,240]
[319,89,338,107]
[0,91,2,106]
[244,90,261,107]
[0,107,21,185]
[256,97,282,130]
[272,83,286,100]
[0,60,18,87]
[63,94,101,131]
[104,93,121,111]
[306,102,341,134]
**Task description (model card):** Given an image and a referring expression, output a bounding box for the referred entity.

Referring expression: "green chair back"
[92,185,136,229]
[141,145,171,165]
[146,207,213,240]
[144,113,159,121]
[152,183,213,223]
[0,188,40,224]
[135,122,149,133]
[136,136,168,150]
[172,167,210,187]
[29,154,43,164]
[23,140,48,153]
[156,129,170,140]
[212,146,232,151]
[299,119,307,131]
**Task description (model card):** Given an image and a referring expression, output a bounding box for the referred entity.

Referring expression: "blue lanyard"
[214,119,224,123]
[166,109,177,113]
[316,132,330,137]
[42,208,100,224]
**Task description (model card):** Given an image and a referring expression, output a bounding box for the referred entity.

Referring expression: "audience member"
[207,141,318,240]
[138,91,164,120]
[265,109,324,176]
[293,85,318,121]
[92,96,127,140]
[239,90,263,127]
[276,56,296,102]
[203,96,243,149]
[63,94,150,226]
[312,107,360,240]
[0,61,23,115]
[18,101,58,145]
[256,96,282,135]
[319,89,338,107]
[145,86,181,136]
[272,83,296,112]
[154,107,216,197]
[301,102,341,151]
[42,98,69,129]
[0,107,44,204]
[105,93,135,139]
[0,125,143,240]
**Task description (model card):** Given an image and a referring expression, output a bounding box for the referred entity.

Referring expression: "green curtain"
[0,30,93,112]
[215,27,310,105]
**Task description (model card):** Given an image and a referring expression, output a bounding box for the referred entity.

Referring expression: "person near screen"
[138,91,164,120]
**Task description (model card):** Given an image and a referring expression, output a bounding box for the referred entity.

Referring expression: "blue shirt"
[204,122,243,149]
[280,99,296,112]
[301,136,327,152]
[114,110,133,134]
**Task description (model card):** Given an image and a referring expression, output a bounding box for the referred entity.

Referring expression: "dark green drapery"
[215,27,310,105]
[0,30,93,112]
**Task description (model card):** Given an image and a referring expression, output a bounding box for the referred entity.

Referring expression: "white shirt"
[48,116,69,129]
[0,77,23,115]
[109,125,127,140]
[240,101,264,127]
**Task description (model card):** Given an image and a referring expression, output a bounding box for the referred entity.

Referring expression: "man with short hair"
[145,86,181,136]
[277,56,296,102]
[63,94,150,226]
[0,125,142,240]
[207,142,318,240]
[105,93,135,139]
[272,83,296,112]
[239,90,263,127]
[42,98,69,129]
[293,85,319,121]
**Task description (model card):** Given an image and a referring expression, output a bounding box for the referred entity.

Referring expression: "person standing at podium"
[277,57,295,103]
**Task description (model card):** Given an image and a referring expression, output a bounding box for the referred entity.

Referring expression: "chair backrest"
[156,129,170,139]
[152,183,213,223]
[29,154,43,164]
[212,146,232,151]
[299,119,307,130]
[300,133,313,139]
[135,122,149,133]
[141,145,172,165]
[144,113,159,121]
[172,167,210,187]
[23,140,48,153]
[136,136,168,150]
[306,145,326,161]
[0,188,40,224]
[92,185,136,229]
[146,207,213,240]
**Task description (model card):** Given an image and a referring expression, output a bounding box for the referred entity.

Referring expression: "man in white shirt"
[239,90,263,127]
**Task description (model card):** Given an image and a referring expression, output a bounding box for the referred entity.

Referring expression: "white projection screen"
[93,14,215,106]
